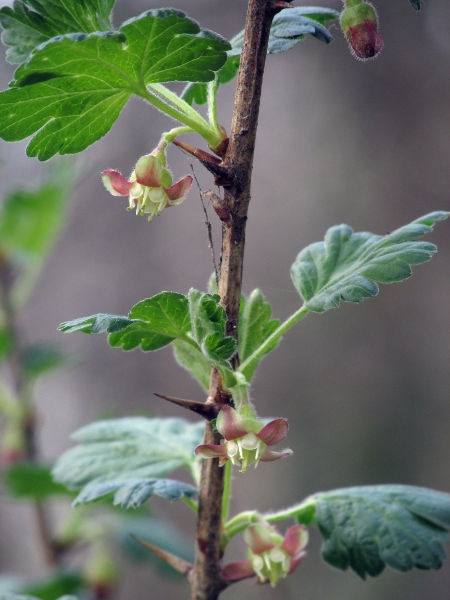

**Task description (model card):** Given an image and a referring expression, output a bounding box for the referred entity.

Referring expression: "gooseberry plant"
[0,1,449,600]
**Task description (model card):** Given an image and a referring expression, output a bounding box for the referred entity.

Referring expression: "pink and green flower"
[102,153,192,222]
[195,406,292,472]
[223,520,308,587]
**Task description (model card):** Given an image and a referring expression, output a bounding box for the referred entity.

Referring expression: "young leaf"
[0,9,230,160]
[172,339,211,392]
[291,211,449,313]
[0,0,116,64]
[21,343,72,378]
[294,485,450,579]
[59,292,193,352]
[188,289,236,366]
[53,417,203,492]
[4,463,71,499]
[238,289,280,381]
[182,6,338,105]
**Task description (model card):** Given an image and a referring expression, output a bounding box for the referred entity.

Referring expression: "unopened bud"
[340,0,383,60]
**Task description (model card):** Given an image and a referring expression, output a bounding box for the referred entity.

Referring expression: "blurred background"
[0,0,449,599]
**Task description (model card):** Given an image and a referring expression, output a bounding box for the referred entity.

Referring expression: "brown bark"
[190,1,278,598]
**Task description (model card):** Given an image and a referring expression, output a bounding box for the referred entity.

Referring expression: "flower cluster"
[340,0,383,60]
[102,152,192,221]
[195,406,292,472]
[223,520,308,587]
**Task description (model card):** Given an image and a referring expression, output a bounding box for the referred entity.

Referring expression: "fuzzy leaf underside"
[307,485,450,579]
[0,9,230,159]
[52,417,203,507]
[182,6,338,105]
[238,289,280,381]
[172,339,211,392]
[0,0,116,63]
[290,212,449,313]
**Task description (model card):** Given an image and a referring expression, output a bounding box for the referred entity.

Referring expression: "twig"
[190,164,219,289]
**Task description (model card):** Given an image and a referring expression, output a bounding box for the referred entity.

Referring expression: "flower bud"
[340,0,383,60]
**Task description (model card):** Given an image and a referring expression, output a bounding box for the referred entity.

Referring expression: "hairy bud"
[340,0,383,60]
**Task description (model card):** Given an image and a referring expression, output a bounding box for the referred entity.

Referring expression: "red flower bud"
[340,1,383,60]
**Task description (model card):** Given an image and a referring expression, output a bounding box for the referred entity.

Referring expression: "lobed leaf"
[303,485,450,578]
[238,289,280,381]
[182,6,338,105]
[0,0,116,64]
[59,292,193,352]
[0,9,230,159]
[290,212,449,313]
[52,417,203,508]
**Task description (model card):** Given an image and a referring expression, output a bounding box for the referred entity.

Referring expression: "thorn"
[271,1,293,11]
[173,140,232,186]
[154,393,220,420]
[130,534,193,579]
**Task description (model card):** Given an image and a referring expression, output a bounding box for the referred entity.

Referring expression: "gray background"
[0,1,449,599]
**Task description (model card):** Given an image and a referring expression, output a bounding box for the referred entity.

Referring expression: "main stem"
[190,1,277,598]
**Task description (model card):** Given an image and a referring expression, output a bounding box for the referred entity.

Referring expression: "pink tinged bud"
[217,406,248,440]
[134,155,163,187]
[340,1,383,61]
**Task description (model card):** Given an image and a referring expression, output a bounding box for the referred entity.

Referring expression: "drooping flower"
[102,152,193,222]
[195,405,292,472]
[223,520,308,587]
[340,0,383,60]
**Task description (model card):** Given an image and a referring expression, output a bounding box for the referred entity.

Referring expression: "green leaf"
[0,0,116,64]
[73,477,197,508]
[0,329,12,363]
[291,212,449,313]
[52,417,203,507]
[4,463,71,499]
[18,572,81,600]
[59,292,193,352]
[0,9,230,160]
[188,289,236,366]
[172,339,211,392]
[0,165,73,262]
[308,485,450,579]
[182,6,338,105]
[238,289,280,381]
[0,595,77,600]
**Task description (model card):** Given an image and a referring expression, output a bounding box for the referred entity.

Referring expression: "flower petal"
[280,525,308,557]
[195,444,228,459]
[217,406,248,440]
[222,560,255,581]
[287,550,306,575]
[135,155,162,187]
[244,523,276,554]
[165,175,193,203]
[260,448,293,462]
[102,169,133,196]
[257,418,288,446]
